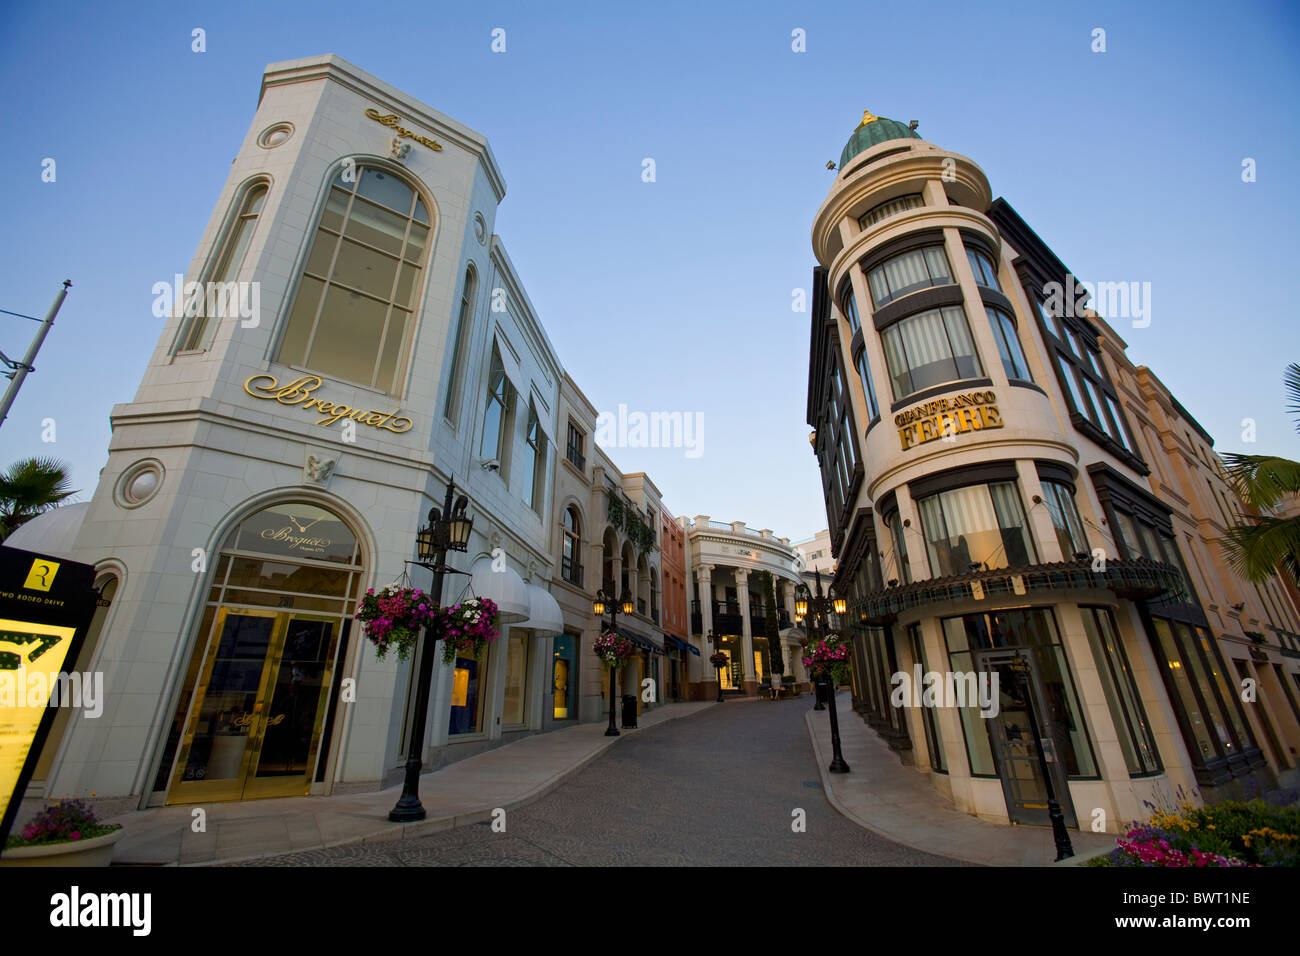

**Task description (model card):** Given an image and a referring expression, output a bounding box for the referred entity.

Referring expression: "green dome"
[839,110,920,170]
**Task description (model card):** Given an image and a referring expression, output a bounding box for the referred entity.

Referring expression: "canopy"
[468,555,530,623]
[519,583,564,637]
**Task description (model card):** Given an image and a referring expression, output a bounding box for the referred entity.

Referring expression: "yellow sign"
[364,108,442,151]
[895,390,1004,450]
[0,618,77,823]
[243,374,414,434]
[22,560,59,592]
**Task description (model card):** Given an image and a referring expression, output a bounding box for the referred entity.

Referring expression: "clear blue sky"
[2,0,1297,541]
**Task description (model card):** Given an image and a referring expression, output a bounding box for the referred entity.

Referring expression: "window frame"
[867,245,955,308]
[880,304,985,401]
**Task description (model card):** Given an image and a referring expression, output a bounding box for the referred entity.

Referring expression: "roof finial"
[855,109,879,130]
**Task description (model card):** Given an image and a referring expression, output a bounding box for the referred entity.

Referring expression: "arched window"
[277,165,431,394]
[443,264,478,422]
[175,181,268,352]
[562,507,582,587]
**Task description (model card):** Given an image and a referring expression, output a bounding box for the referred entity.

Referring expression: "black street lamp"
[389,479,474,823]
[795,570,851,774]
[594,582,634,737]
[1006,654,1074,861]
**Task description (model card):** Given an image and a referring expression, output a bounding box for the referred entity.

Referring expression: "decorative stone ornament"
[303,453,336,486]
[391,138,412,161]
[114,459,165,509]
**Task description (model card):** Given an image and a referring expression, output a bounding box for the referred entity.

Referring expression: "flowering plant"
[709,651,729,668]
[594,630,636,668]
[5,798,120,848]
[1087,796,1300,867]
[804,633,851,684]
[358,585,438,662]
[440,597,500,664]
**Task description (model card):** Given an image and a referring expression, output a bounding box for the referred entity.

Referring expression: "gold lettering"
[980,406,1004,429]
[243,374,413,435]
[364,107,443,151]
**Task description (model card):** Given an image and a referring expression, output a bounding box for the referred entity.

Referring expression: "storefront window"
[941,618,997,776]
[908,623,946,772]
[449,645,488,736]
[552,634,576,719]
[916,481,1036,577]
[1081,607,1161,775]
[502,630,529,726]
[1151,618,1218,760]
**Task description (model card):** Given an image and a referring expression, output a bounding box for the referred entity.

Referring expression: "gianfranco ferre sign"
[895,390,1004,450]
[243,374,414,434]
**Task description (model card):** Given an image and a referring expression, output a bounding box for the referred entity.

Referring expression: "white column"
[737,572,755,686]
[697,564,714,685]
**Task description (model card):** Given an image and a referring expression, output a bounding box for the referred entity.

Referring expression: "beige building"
[806,109,1275,833]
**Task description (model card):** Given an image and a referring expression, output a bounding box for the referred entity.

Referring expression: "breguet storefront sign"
[364,108,442,151]
[895,390,1004,450]
[243,374,414,434]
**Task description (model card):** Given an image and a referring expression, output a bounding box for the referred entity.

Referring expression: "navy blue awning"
[663,633,700,656]
[614,626,664,656]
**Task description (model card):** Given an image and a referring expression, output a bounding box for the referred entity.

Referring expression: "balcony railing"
[565,444,585,471]
[561,557,583,588]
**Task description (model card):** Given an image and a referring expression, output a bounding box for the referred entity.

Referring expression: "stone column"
[736,572,756,694]
[697,564,714,692]
[1016,460,1067,563]
[610,554,623,598]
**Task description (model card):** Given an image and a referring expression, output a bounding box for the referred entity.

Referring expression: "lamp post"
[389,479,474,823]
[795,570,851,774]
[594,582,634,737]
[1006,654,1074,861]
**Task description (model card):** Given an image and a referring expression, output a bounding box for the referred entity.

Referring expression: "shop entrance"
[168,607,340,804]
[973,648,1077,828]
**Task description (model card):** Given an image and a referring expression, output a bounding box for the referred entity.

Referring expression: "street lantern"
[594,584,635,737]
[796,569,851,773]
[390,478,474,823]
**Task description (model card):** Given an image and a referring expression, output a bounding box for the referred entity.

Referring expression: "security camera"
[481,458,500,472]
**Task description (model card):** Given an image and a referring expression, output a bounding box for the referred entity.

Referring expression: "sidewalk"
[806,692,1116,867]
[110,700,716,866]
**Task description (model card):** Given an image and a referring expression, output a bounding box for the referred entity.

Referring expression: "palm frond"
[1218,515,1300,583]
[1219,453,1300,511]
[1287,362,1300,433]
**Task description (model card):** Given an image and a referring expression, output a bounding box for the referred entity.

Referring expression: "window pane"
[1055,354,1086,413]
[882,326,911,398]
[320,188,349,233]
[990,309,1030,382]
[304,230,338,279]
[942,618,997,774]
[1043,482,1087,558]
[1082,607,1161,775]
[1172,622,1236,755]
[988,481,1036,567]
[278,276,325,367]
[404,222,428,262]
[330,238,399,299]
[481,395,503,460]
[843,291,860,331]
[344,197,406,254]
[942,306,981,380]
[899,309,957,391]
[394,262,420,308]
[924,247,951,284]
[355,167,414,215]
[867,266,890,307]
[1104,395,1131,450]
[308,287,386,386]
[375,308,409,393]
[856,350,879,419]
[1153,619,1217,760]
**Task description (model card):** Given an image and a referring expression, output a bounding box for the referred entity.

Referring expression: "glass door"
[168,608,339,803]
[973,648,1077,828]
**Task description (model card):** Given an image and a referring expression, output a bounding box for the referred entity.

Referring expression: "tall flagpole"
[0,280,72,430]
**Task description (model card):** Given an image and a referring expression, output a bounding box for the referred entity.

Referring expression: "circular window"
[474,212,487,246]
[115,459,165,509]
[257,122,294,149]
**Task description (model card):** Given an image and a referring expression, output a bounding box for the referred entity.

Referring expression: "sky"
[2,0,1298,542]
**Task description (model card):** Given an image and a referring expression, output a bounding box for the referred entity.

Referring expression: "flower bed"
[1088,798,1300,867]
[4,798,121,850]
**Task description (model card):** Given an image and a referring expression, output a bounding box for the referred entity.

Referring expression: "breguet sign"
[895,390,1004,450]
[364,108,442,151]
[243,374,413,434]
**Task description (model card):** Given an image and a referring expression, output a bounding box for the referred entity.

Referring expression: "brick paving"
[231,697,964,866]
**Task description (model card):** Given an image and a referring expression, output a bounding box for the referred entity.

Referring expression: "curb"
[180,701,718,866]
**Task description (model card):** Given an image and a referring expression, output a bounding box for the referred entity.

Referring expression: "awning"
[519,583,564,637]
[663,634,700,656]
[2,502,89,560]
[612,625,663,656]
[468,555,530,623]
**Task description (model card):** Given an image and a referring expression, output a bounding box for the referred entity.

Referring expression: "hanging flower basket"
[440,597,500,664]
[709,651,729,669]
[804,633,851,685]
[594,630,636,668]
[358,585,438,662]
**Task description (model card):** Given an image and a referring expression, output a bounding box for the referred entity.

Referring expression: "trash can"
[621,694,638,729]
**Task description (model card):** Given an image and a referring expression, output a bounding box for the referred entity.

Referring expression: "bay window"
[1041,480,1088,558]
[881,305,983,400]
[867,246,953,307]
[916,480,1037,577]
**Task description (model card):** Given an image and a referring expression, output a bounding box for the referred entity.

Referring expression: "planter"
[1,827,123,867]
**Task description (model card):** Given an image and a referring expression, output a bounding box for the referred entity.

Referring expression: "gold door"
[167,607,340,804]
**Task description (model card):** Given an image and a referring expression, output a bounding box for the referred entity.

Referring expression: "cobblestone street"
[233,698,964,867]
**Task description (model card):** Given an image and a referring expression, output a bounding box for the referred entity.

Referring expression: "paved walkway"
[110,701,715,865]
[222,692,958,866]
[806,692,1116,866]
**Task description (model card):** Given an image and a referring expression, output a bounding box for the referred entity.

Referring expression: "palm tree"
[0,457,77,542]
[1220,363,1300,583]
